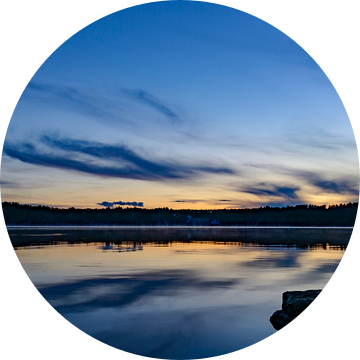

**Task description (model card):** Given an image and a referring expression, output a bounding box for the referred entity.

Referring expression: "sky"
[1,0,358,209]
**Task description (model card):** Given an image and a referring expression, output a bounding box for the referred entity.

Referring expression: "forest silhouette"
[2,202,358,226]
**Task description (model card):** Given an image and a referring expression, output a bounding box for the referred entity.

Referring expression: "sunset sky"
[1,1,358,209]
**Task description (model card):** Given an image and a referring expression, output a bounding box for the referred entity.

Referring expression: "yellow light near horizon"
[305,193,358,206]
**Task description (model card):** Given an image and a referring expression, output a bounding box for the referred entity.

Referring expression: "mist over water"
[12,227,348,359]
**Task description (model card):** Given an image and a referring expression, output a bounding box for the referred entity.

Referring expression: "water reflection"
[39,269,240,313]
[242,251,301,268]
[100,242,143,252]
[12,227,349,359]
[8,226,352,248]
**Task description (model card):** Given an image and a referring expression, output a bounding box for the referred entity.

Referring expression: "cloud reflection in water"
[38,269,240,313]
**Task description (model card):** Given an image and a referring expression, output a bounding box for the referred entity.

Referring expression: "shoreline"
[6,225,354,229]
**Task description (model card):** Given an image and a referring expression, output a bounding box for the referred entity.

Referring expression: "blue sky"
[1,1,358,208]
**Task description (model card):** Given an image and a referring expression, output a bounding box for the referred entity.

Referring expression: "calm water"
[10,227,350,359]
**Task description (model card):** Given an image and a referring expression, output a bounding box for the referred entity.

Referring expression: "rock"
[270,290,321,330]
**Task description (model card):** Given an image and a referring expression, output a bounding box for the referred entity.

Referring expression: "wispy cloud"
[170,199,235,207]
[121,88,180,124]
[240,183,300,200]
[234,183,303,207]
[26,82,126,124]
[296,171,359,196]
[244,163,359,196]
[3,135,236,181]
[172,199,204,204]
[97,201,144,208]
[0,180,21,189]
[284,128,356,151]
[22,82,206,148]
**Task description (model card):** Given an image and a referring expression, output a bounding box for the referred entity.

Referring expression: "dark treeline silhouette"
[2,202,358,226]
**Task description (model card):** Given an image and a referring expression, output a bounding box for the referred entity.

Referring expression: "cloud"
[315,179,357,194]
[97,201,144,208]
[25,83,183,128]
[23,83,202,146]
[244,163,359,196]
[284,128,356,151]
[298,171,359,196]
[121,88,180,123]
[240,183,300,200]
[26,82,125,125]
[172,199,204,204]
[233,182,305,207]
[172,199,232,204]
[3,135,236,181]
[0,180,20,189]
[276,168,360,196]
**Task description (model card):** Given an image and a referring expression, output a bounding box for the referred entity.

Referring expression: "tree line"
[1,202,358,226]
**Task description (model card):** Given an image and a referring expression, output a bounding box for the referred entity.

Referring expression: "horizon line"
[2,201,358,211]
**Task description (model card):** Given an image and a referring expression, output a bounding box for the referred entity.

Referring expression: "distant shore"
[2,202,358,227]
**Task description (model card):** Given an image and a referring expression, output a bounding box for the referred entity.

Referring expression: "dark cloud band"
[3,135,236,181]
[97,201,144,208]
[242,184,300,200]
[244,163,359,197]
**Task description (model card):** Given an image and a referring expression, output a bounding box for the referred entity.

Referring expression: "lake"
[9,226,351,359]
